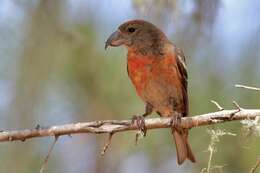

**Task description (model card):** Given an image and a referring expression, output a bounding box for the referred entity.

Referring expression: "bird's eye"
[127,27,136,33]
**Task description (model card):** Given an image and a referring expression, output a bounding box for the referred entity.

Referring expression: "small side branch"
[101,133,113,156]
[0,109,260,142]
[250,158,260,173]
[40,136,59,173]
[235,84,260,91]
[211,100,224,111]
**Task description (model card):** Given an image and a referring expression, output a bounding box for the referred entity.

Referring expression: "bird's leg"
[132,103,153,137]
[169,97,183,132]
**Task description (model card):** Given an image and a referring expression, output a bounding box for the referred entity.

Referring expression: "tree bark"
[0,108,259,142]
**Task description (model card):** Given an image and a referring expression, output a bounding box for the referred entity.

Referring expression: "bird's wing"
[175,48,188,89]
[175,47,189,116]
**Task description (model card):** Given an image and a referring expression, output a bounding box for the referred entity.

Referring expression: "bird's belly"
[142,78,179,116]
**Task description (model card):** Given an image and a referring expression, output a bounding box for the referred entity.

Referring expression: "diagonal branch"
[40,136,59,173]
[0,109,259,142]
[250,157,260,173]
[211,100,224,111]
[235,84,260,91]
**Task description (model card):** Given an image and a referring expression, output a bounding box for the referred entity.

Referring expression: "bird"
[105,19,195,165]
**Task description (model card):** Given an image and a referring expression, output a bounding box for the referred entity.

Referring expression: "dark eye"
[127,27,136,33]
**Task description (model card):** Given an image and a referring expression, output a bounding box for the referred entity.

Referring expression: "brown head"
[105,20,168,55]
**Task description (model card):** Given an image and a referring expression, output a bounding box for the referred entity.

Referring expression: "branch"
[40,136,58,173]
[250,157,260,173]
[235,84,260,91]
[211,100,224,111]
[0,109,260,142]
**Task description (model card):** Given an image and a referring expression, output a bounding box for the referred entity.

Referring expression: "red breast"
[127,53,155,97]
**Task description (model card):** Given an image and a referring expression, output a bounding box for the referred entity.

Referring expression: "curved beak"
[105,30,126,50]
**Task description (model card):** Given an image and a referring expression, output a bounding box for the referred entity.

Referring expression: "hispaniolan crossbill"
[105,20,195,165]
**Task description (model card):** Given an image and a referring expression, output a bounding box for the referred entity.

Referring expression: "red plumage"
[106,20,195,165]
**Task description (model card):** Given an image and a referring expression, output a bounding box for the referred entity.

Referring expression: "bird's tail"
[171,128,196,165]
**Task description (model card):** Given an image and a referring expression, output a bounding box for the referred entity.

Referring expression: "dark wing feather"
[175,47,189,116]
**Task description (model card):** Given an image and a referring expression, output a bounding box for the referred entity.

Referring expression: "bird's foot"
[170,113,182,132]
[131,115,147,137]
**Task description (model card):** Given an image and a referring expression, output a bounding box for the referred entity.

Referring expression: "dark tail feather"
[171,129,196,165]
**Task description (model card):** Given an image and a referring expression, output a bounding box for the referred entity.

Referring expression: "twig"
[0,109,260,142]
[211,100,224,111]
[101,133,113,156]
[40,136,59,173]
[230,100,243,119]
[250,158,260,173]
[232,100,243,111]
[235,84,260,91]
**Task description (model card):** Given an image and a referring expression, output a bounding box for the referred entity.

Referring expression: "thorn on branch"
[211,100,224,111]
[230,101,243,119]
[35,124,41,130]
[233,100,242,111]
[101,132,114,156]
[40,135,59,173]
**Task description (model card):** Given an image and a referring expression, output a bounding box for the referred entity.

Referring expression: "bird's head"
[105,20,168,55]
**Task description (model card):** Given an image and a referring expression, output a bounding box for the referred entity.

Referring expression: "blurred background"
[0,0,259,172]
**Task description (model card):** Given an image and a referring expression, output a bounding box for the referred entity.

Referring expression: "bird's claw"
[131,115,147,137]
[170,114,182,131]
